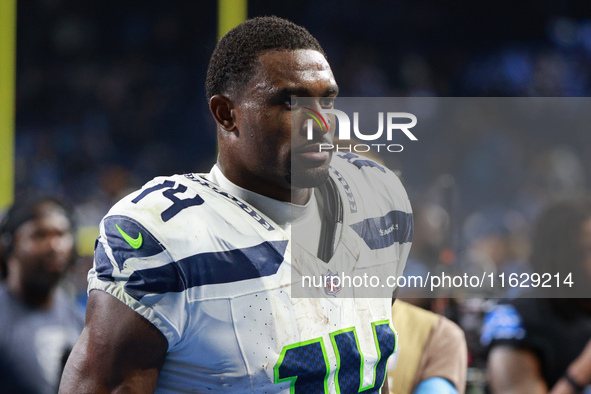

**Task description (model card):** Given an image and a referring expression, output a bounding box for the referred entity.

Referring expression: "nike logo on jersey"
[116,224,143,249]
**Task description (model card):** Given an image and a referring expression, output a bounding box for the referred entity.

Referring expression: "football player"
[60,16,412,393]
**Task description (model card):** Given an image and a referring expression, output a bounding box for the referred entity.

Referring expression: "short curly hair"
[205,16,326,100]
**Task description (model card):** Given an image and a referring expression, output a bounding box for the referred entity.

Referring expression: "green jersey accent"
[116,224,143,249]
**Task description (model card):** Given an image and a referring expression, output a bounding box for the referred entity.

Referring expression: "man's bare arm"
[60,290,168,393]
[550,338,591,394]
[488,346,547,394]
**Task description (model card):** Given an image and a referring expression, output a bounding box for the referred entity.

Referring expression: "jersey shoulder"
[103,173,282,257]
[108,173,277,234]
[330,152,401,182]
[90,174,289,348]
[330,152,410,211]
[94,174,287,289]
[105,174,207,223]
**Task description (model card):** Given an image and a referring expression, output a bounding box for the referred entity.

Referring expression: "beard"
[286,129,334,188]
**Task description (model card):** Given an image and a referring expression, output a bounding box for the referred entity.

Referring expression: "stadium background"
[6,0,591,391]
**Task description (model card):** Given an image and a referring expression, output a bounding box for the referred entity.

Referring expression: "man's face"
[230,49,338,200]
[10,203,74,292]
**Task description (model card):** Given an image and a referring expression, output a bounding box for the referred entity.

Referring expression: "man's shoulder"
[330,152,397,179]
[98,174,217,260]
[330,153,408,198]
[98,173,281,263]
[107,173,205,212]
[330,152,412,218]
[104,173,241,228]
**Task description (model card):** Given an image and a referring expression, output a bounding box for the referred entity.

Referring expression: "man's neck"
[215,160,311,205]
[207,164,317,227]
[207,164,323,256]
[290,188,311,206]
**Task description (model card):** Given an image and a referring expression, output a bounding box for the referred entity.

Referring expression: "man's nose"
[46,234,72,254]
[301,106,330,137]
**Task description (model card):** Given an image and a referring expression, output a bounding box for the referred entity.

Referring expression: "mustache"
[294,132,334,150]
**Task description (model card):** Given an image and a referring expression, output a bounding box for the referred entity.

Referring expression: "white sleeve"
[87,210,188,350]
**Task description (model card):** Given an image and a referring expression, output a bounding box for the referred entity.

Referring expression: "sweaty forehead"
[249,49,337,94]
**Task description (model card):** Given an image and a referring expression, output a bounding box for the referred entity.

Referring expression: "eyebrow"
[275,85,339,97]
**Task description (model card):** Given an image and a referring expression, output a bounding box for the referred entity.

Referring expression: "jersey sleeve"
[331,153,414,296]
[359,157,414,280]
[87,180,189,350]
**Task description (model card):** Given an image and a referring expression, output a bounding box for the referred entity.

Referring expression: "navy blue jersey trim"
[184,174,275,231]
[349,210,413,250]
[125,262,185,301]
[336,152,386,173]
[94,241,115,282]
[330,167,357,214]
[125,240,288,300]
[103,215,167,271]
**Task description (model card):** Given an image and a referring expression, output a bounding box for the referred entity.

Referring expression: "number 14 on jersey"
[274,321,396,393]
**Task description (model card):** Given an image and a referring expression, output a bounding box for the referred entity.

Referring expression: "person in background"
[389,300,467,394]
[0,194,84,394]
[482,198,591,393]
[461,207,529,298]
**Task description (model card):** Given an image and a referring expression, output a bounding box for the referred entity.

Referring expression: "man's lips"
[295,143,332,163]
[297,143,331,153]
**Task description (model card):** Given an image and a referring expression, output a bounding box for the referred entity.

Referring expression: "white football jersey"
[88,153,413,393]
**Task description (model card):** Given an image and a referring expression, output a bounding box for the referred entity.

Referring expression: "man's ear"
[209,94,237,132]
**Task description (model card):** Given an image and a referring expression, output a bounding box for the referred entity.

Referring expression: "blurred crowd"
[6,0,591,392]
[14,1,591,220]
